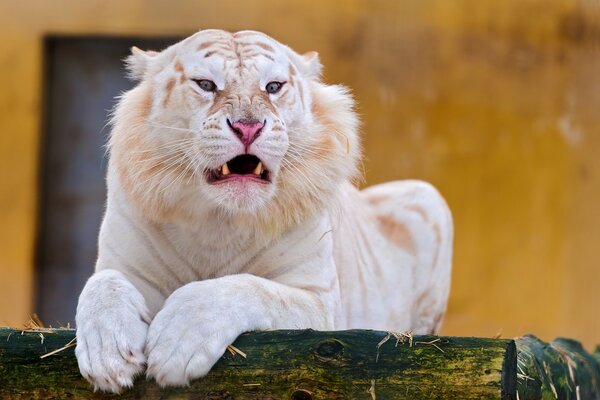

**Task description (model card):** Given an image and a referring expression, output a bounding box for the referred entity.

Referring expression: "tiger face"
[110,29,360,228]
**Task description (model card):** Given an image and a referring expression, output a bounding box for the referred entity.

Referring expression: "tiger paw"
[145,281,242,386]
[75,269,151,393]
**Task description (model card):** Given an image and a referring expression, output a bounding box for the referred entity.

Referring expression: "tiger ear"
[302,51,323,79]
[125,46,159,81]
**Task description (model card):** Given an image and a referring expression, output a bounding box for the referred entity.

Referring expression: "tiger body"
[75,29,453,392]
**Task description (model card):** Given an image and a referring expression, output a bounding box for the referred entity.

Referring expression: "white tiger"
[75,29,453,393]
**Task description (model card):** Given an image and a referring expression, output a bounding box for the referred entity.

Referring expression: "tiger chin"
[75,29,453,393]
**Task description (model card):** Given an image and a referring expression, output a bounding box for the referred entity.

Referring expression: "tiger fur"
[75,29,453,392]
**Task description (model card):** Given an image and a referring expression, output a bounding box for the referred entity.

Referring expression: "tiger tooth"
[253,162,263,175]
[222,163,230,176]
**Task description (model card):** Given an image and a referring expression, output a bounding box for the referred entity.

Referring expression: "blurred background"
[1,0,599,348]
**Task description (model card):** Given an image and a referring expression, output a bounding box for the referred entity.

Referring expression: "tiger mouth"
[207,154,271,184]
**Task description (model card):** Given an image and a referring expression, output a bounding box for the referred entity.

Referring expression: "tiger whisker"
[146,122,196,133]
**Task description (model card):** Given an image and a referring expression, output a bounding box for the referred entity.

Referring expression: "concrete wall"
[1,0,599,347]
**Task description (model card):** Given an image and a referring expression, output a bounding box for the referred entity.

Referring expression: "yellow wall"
[1,0,599,347]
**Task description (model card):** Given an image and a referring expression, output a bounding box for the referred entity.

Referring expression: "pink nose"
[229,119,264,149]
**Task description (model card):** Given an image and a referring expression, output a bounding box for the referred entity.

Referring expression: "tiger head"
[109,29,360,230]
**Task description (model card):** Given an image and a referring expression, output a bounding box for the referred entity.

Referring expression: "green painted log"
[516,335,600,400]
[0,328,516,399]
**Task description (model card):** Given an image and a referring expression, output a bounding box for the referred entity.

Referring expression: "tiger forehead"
[190,31,280,63]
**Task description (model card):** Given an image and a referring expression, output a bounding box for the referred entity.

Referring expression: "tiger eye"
[194,79,217,92]
[266,81,284,94]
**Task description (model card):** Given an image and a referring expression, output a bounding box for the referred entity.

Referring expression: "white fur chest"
[97,185,334,312]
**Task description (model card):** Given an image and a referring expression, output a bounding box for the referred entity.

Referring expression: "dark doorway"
[36,36,182,326]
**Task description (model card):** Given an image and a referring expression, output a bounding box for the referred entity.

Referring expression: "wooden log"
[0,328,516,399]
[516,335,600,400]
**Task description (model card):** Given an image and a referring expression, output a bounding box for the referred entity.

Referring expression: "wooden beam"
[0,328,516,399]
[516,335,600,399]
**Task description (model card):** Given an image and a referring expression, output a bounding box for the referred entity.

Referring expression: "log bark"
[516,335,600,399]
[0,328,516,399]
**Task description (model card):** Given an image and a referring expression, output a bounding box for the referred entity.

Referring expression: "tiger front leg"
[75,269,152,393]
[145,273,335,387]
